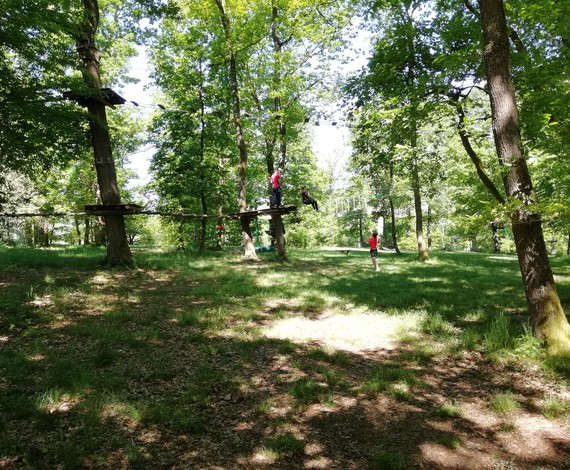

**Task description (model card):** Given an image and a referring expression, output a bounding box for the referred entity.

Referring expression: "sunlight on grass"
[361,364,417,397]
[389,382,411,401]
[227,325,264,342]
[36,388,80,414]
[0,246,106,268]
[299,292,327,315]
[499,422,517,432]
[492,458,518,469]
[264,312,405,353]
[436,436,461,449]
[256,399,274,415]
[421,313,458,336]
[261,432,305,455]
[541,396,570,420]
[257,447,279,462]
[319,367,342,387]
[513,325,545,361]
[255,271,291,288]
[263,296,301,316]
[3,247,570,468]
[100,395,143,423]
[459,328,481,351]
[461,309,488,323]
[490,393,520,414]
[434,401,463,418]
[393,312,423,340]
[484,313,516,354]
[290,377,333,405]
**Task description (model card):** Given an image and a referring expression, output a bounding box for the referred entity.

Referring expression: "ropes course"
[0,204,298,220]
[330,195,368,215]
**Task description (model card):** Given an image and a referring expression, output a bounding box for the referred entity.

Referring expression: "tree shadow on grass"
[1,251,570,469]
[320,251,532,319]
[4,328,569,469]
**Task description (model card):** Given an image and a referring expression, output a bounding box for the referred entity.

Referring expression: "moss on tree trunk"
[479,0,570,354]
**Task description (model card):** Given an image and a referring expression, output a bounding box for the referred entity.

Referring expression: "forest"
[2,1,570,468]
[0,0,570,253]
[3,0,570,347]
[2,0,568,255]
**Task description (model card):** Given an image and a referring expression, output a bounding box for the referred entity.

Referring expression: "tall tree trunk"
[40,219,50,247]
[411,152,428,260]
[389,163,401,254]
[406,22,428,261]
[271,3,288,169]
[200,195,207,252]
[479,0,570,353]
[177,223,185,251]
[469,235,478,252]
[74,217,82,244]
[83,218,90,245]
[427,205,432,249]
[272,214,286,259]
[491,220,501,252]
[247,60,276,192]
[76,0,132,267]
[215,0,258,261]
[198,65,207,253]
[216,213,224,251]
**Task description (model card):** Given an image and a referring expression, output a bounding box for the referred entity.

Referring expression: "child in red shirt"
[369,230,380,272]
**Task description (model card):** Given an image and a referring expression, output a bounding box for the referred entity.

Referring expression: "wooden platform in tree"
[63,88,126,108]
[84,204,144,215]
[227,206,297,220]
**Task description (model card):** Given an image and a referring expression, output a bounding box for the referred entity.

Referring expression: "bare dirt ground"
[200,313,570,470]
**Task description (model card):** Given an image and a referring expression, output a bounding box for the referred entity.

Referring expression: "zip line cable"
[15,96,348,127]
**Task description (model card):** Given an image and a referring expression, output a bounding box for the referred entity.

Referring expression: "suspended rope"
[0,205,298,219]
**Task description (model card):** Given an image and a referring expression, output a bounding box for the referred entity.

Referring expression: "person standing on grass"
[271,167,282,207]
[369,230,380,272]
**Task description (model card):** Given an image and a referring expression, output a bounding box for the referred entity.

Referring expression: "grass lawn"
[1,246,569,469]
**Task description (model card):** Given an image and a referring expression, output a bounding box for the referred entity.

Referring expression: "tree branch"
[463,0,479,17]
[450,92,506,204]
[464,0,526,54]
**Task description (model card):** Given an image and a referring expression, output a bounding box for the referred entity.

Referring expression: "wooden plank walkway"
[227,206,297,219]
